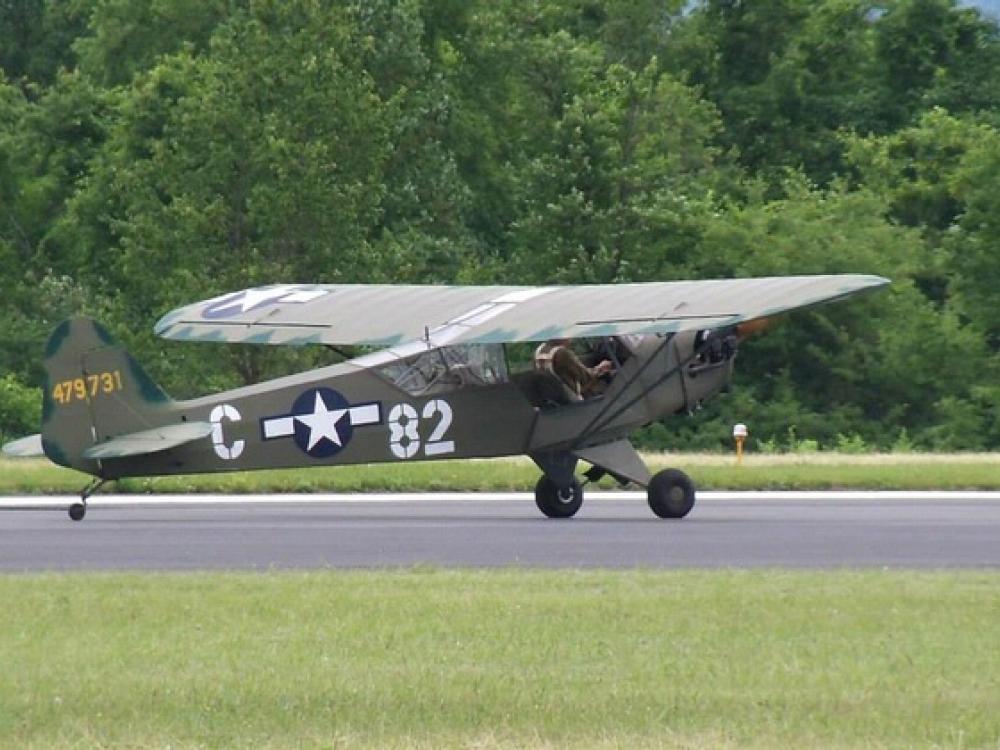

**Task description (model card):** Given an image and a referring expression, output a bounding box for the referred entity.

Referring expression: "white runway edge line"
[3,490,1000,510]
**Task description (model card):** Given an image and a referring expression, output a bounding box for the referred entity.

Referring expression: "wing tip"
[861,274,891,287]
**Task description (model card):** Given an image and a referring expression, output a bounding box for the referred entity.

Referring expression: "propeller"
[735,316,776,340]
[693,316,777,368]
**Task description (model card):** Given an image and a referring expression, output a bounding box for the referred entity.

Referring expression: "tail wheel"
[647,469,696,519]
[534,475,583,518]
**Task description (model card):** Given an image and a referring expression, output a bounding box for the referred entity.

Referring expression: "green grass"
[5,453,1000,494]
[1,570,998,748]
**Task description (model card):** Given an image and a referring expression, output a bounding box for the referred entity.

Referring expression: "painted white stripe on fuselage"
[262,416,295,439]
[349,403,381,426]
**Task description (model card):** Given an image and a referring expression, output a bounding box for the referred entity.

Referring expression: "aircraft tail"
[40,317,175,473]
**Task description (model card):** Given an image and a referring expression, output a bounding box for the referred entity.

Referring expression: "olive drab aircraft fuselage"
[3,275,888,521]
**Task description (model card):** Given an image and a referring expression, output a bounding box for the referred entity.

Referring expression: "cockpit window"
[377,344,508,396]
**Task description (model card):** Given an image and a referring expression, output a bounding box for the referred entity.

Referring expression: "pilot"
[582,335,637,384]
[534,339,613,399]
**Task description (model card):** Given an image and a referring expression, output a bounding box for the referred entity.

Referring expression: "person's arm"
[551,347,593,391]
[591,359,613,377]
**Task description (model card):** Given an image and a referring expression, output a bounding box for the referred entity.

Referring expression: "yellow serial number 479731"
[52,371,123,405]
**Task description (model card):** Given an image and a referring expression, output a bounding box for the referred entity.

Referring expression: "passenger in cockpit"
[534,339,613,399]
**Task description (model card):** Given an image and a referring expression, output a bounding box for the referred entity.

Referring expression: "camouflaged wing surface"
[154,275,889,348]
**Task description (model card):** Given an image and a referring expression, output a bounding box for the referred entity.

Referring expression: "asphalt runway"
[2,492,1000,570]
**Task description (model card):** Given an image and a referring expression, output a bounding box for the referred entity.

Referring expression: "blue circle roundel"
[290,387,354,459]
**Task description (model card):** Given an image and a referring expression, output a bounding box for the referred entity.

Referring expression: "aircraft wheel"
[647,469,696,519]
[534,476,583,519]
[68,503,87,522]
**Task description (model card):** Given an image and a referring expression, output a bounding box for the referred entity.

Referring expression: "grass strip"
[1,569,998,749]
[5,453,1000,494]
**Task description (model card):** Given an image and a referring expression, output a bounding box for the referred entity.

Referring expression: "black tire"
[534,475,583,518]
[68,503,86,521]
[647,469,696,519]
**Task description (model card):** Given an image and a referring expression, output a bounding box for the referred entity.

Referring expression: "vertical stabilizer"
[41,317,172,475]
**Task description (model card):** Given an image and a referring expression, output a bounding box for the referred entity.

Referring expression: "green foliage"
[892,427,916,453]
[872,0,1000,126]
[0,374,40,442]
[2,0,1000,447]
[835,432,871,454]
[73,0,234,86]
[0,0,89,85]
[503,58,725,283]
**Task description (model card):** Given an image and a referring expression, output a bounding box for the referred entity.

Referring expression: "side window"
[377,344,507,396]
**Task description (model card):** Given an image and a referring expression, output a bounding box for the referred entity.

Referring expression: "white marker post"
[733,423,748,466]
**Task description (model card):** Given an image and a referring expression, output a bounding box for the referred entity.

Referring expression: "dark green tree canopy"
[3,0,1000,450]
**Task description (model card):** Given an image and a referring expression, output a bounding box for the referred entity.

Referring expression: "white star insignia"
[294,392,348,451]
[209,285,329,317]
[236,286,300,313]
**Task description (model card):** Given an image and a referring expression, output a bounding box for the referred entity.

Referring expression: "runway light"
[733,423,748,466]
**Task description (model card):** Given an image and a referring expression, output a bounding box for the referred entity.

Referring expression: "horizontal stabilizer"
[82,422,213,460]
[574,439,651,487]
[2,433,44,458]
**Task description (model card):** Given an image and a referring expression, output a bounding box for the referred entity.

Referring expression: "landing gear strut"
[647,468,696,519]
[69,478,107,522]
[534,475,584,518]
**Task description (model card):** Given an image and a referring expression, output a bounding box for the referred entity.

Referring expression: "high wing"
[154,275,889,349]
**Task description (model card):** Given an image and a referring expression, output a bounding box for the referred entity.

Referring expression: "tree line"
[3,0,1000,451]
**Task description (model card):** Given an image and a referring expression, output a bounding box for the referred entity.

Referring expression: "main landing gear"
[534,475,584,518]
[646,468,696,519]
[534,467,696,519]
[68,478,107,521]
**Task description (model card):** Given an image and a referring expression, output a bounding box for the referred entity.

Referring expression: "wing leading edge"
[154,275,889,349]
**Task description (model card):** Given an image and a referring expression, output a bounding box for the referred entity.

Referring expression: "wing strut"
[570,333,724,448]
[529,451,578,490]
[571,336,677,447]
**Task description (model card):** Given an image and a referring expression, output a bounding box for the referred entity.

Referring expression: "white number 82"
[387,399,455,459]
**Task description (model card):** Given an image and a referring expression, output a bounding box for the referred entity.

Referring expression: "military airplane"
[2,275,888,521]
